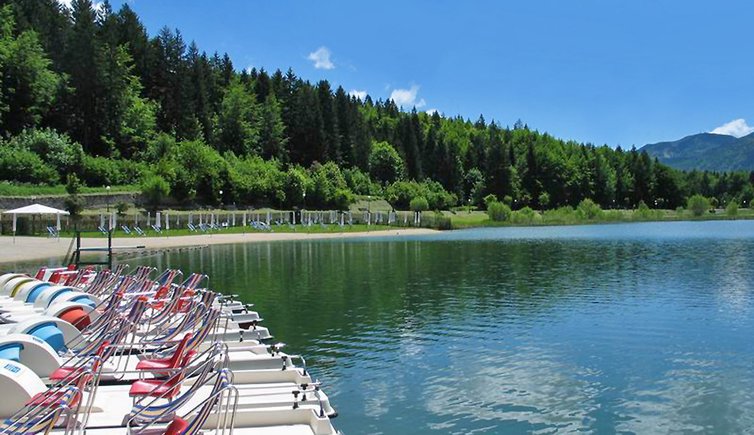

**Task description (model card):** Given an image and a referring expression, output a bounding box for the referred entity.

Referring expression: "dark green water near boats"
[14,220,754,433]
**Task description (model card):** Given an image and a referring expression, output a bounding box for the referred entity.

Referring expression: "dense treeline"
[1,0,753,211]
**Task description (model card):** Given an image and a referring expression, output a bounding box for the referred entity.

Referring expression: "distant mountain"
[642,132,754,171]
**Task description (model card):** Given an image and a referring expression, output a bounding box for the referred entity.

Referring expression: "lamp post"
[105,185,111,213]
[219,189,223,209]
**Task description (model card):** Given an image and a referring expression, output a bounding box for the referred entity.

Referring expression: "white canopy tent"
[3,204,70,239]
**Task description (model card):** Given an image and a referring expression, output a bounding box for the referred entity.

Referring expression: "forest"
[1,0,753,212]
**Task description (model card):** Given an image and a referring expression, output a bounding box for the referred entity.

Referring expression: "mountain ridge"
[642,132,754,171]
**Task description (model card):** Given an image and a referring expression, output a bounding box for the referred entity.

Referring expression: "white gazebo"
[3,204,69,239]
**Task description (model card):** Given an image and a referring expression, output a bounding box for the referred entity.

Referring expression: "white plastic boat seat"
[34,286,83,309]
[1,317,80,354]
[0,334,63,377]
[0,273,26,289]
[2,276,36,297]
[0,358,48,419]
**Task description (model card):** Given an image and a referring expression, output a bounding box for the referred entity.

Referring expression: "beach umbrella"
[242,212,247,226]
[266,211,271,225]
[147,212,151,227]
[156,212,161,229]
[165,213,169,230]
[232,213,236,226]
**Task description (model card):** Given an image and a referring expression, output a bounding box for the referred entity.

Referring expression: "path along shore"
[0,228,438,265]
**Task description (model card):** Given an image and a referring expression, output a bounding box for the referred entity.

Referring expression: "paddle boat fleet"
[0,265,340,434]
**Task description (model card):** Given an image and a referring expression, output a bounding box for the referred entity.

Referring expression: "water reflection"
[8,221,754,433]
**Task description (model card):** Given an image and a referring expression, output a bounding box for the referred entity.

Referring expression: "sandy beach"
[0,228,438,265]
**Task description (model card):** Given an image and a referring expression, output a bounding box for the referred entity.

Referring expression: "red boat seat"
[129,353,193,399]
[135,333,194,373]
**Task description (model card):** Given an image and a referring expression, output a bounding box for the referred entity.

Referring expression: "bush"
[226,155,286,206]
[386,180,457,210]
[332,188,355,210]
[81,155,145,186]
[5,128,84,176]
[115,201,129,216]
[343,168,373,195]
[726,201,739,217]
[0,145,58,184]
[64,174,85,219]
[487,201,512,222]
[483,194,497,210]
[283,166,310,208]
[308,162,353,209]
[687,194,711,217]
[410,196,429,212]
[511,206,541,224]
[577,198,603,220]
[141,174,170,211]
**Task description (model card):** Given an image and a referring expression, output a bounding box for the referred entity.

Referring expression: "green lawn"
[0,183,139,197]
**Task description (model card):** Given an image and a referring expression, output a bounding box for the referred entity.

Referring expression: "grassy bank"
[58,224,395,239]
[446,207,754,228]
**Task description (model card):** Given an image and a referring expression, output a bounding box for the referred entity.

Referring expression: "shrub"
[687,194,711,217]
[538,192,550,209]
[483,194,497,210]
[115,201,130,216]
[386,180,457,210]
[0,145,58,184]
[577,198,603,220]
[635,200,653,220]
[141,174,170,211]
[726,201,739,217]
[226,155,286,206]
[332,188,355,210]
[64,174,85,220]
[410,196,429,212]
[503,195,513,206]
[5,128,84,175]
[343,168,373,195]
[81,156,145,186]
[487,201,512,222]
[511,206,541,224]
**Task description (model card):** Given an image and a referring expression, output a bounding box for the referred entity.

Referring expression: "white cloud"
[389,85,426,109]
[307,47,335,70]
[426,108,439,115]
[244,65,254,74]
[349,90,367,100]
[710,118,754,138]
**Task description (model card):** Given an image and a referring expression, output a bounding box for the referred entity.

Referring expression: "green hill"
[643,133,754,171]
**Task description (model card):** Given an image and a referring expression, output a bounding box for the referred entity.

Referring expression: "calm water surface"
[14,221,754,433]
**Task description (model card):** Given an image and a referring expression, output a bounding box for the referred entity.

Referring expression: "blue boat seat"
[27,322,66,353]
[0,342,24,362]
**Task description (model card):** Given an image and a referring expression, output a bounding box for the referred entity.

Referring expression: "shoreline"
[0,228,438,265]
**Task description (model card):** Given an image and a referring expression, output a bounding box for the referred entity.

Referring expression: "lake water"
[17,220,754,433]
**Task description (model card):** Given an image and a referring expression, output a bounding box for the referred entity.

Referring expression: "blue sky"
[107,0,753,147]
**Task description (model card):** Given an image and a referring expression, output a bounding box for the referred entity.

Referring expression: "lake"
[19,220,754,433]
